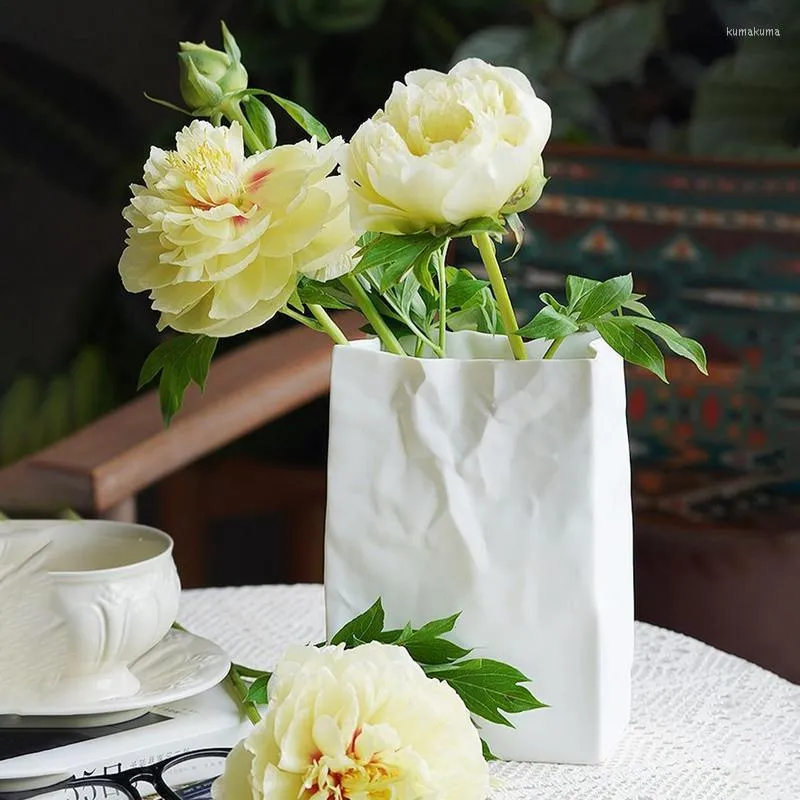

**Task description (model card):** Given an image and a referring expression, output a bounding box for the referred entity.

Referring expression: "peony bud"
[178,22,248,111]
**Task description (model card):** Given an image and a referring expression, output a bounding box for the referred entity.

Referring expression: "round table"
[179,584,800,800]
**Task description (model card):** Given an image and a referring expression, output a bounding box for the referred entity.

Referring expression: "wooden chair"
[0,312,364,586]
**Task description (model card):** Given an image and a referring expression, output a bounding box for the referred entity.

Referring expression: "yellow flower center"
[166,141,236,182]
[166,141,245,207]
[301,740,404,800]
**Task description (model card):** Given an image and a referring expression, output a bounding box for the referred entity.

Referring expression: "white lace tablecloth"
[179,584,800,800]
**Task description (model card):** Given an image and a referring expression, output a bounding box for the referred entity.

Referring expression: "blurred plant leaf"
[564,1,663,85]
[70,347,113,429]
[545,72,607,141]
[546,0,600,20]
[688,56,800,159]
[296,0,386,32]
[0,376,39,465]
[453,19,565,82]
[39,376,72,446]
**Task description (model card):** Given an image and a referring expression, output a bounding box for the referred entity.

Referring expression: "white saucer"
[2,629,231,718]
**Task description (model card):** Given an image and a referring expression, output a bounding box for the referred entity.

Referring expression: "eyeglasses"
[0,748,231,800]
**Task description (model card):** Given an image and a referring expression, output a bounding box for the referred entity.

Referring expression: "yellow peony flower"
[342,58,551,235]
[212,642,489,800]
[119,120,355,337]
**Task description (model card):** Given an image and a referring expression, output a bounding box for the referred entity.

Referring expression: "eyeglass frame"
[0,748,232,800]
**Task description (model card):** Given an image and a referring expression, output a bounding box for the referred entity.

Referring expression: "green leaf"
[404,637,472,665]
[624,318,708,374]
[565,275,600,311]
[219,20,242,63]
[287,287,303,312]
[516,305,580,340]
[448,280,500,334]
[564,1,663,86]
[481,738,499,761]
[447,275,490,308]
[138,334,218,425]
[447,308,482,332]
[577,273,633,321]
[143,93,192,116]
[245,673,271,704]
[396,273,423,319]
[594,316,667,382]
[413,254,438,296]
[330,598,385,646]
[412,612,460,639]
[356,232,445,292]
[374,623,413,645]
[622,298,654,318]
[448,217,506,239]
[297,278,352,310]
[186,336,218,391]
[243,97,277,149]
[505,212,525,260]
[427,659,546,727]
[251,90,331,143]
[539,292,566,313]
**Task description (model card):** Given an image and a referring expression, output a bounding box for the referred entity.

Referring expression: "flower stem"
[543,337,564,359]
[435,244,448,357]
[340,273,406,356]
[232,663,270,679]
[371,281,442,357]
[474,233,527,360]
[307,304,349,345]
[173,622,262,724]
[222,99,265,153]
[228,664,261,725]
[280,305,350,344]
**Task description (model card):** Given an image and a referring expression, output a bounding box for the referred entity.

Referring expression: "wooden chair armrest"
[0,313,364,515]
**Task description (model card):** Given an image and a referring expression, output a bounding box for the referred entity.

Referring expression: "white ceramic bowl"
[0,520,181,706]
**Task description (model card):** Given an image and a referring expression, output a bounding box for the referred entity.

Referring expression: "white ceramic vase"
[324,331,633,764]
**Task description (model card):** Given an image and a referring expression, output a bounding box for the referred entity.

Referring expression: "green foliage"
[444,268,499,335]
[482,738,499,761]
[296,277,353,310]
[138,334,218,425]
[244,673,272,705]
[355,232,447,292]
[576,273,633,320]
[595,316,667,382]
[243,97,277,149]
[453,20,565,82]
[0,348,115,468]
[328,598,545,737]
[246,89,331,143]
[516,305,580,340]
[546,0,599,21]
[516,273,707,381]
[688,35,800,160]
[564,1,662,85]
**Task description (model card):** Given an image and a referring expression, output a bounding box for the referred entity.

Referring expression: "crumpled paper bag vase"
[324,331,633,764]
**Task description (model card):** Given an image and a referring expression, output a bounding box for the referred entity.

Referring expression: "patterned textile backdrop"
[457,147,800,535]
